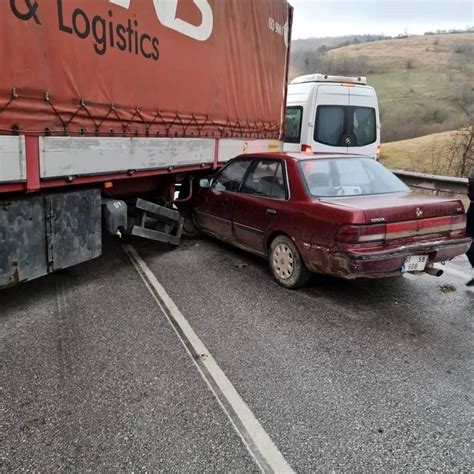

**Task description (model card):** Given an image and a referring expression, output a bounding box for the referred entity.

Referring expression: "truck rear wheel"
[269,235,310,289]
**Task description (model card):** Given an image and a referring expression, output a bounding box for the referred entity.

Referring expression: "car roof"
[240,152,372,161]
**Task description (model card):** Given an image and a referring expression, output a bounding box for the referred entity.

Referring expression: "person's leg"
[468,243,474,268]
[466,203,474,286]
[467,242,474,286]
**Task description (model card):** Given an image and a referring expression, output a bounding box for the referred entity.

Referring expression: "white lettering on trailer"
[124,244,295,474]
[268,17,289,47]
[0,136,26,183]
[110,0,214,41]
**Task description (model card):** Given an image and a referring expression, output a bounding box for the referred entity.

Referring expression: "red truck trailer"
[0,0,292,287]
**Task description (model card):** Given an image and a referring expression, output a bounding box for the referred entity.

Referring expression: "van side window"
[284,106,303,143]
[314,105,376,147]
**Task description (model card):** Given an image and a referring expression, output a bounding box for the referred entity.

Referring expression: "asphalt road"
[1,237,472,472]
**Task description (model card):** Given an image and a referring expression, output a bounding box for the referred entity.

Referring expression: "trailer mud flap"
[0,196,48,286]
[45,190,101,272]
[0,190,101,288]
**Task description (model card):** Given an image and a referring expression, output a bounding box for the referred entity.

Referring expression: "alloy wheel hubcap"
[273,244,294,280]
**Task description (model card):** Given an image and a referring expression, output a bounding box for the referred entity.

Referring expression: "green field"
[291,33,474,144]
[380,129,472,177]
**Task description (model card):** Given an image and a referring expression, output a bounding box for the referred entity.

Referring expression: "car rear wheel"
[269,235,310,289]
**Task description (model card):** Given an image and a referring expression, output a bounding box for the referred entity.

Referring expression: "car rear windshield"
[314,105,376,147]
[299,157,409,197]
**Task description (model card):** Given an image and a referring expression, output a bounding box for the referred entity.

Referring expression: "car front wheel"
[269,235,310,289]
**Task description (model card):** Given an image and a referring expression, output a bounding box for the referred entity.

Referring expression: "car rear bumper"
[305,237,472,279]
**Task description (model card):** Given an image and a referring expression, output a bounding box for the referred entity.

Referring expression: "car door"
[194,159,251,242]
[232,159,288,255]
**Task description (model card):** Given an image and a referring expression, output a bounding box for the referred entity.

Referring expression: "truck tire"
[269,235,310,289]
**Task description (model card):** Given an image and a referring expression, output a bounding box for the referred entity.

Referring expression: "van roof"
[290,74,367,85]
[286,81,376,105]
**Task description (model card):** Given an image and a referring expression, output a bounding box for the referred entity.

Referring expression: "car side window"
[212,160,251,192]
[241,160,287,200]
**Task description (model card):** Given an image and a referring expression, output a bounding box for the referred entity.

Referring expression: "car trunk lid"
[320,192,464,223]
[324,192,467,245]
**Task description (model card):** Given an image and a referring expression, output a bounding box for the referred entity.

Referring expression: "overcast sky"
[291,0,474,39]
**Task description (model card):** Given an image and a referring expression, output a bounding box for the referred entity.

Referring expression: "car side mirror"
[199,178,211,188]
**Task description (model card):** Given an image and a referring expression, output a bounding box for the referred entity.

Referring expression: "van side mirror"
[199,178,211,188]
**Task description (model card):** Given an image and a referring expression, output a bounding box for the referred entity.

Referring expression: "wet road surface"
[1,237,472,471]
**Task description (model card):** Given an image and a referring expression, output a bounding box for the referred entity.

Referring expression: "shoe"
[467,278,474,287]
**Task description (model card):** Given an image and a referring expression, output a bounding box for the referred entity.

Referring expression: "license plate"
[401,255,428,273]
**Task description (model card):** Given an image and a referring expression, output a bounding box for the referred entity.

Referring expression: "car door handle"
[223,199,230,206]
[266,208,277,215]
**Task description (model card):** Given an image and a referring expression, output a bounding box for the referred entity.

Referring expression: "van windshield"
[314,105,376,147]
[284,106,303,143]
[298,157,409,197]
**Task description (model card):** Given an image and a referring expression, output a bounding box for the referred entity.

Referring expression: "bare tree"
[449,99,474,177]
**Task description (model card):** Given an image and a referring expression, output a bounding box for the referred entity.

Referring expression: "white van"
[283,74,381,159]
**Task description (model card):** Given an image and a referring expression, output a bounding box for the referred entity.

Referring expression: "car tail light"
[301,144,313,154]
[450,214,466,237]
[337,215,467,245]
[385,215,467,239]
[376,145,381,161]
[336,224,386,244]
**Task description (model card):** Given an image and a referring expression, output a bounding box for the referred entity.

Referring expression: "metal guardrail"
[391,169,468,196]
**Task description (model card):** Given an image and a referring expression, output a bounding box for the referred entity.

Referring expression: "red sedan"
[193,153,471,288]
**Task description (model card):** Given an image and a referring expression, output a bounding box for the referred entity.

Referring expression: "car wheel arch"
[266,230,300,253]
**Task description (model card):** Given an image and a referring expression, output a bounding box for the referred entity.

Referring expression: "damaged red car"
[193,153,471,288]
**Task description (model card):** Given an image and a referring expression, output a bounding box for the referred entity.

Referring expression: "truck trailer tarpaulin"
[0,0,292,287]
[0,0,291,138]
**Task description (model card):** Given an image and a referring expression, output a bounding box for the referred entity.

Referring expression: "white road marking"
[403,264,472,283]
[124,245,294,474]
[437,264,473,281]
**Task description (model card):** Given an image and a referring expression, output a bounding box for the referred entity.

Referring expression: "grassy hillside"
[292,35,386,53]
[290,33,474,143]
[380,129,472,177]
